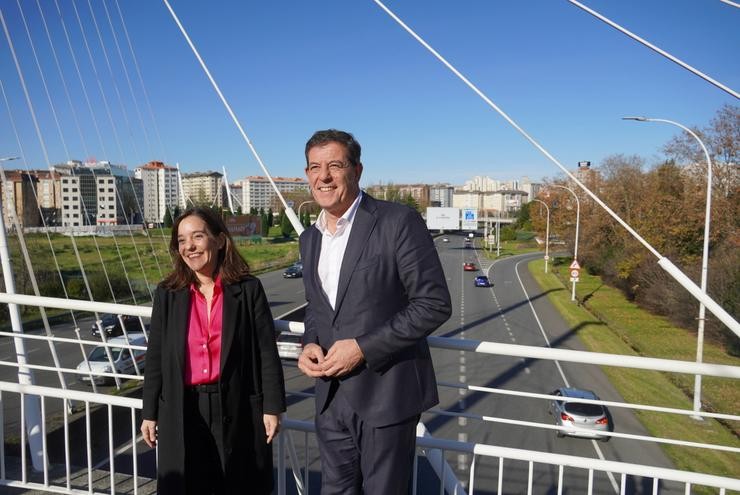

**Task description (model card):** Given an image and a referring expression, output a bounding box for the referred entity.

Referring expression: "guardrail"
[0,293,738,494]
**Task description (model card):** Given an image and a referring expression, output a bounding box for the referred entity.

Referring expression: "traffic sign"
[544,255,549,261]
[569,277,580,282]
[569,260,581,270]
[570,269,580,278]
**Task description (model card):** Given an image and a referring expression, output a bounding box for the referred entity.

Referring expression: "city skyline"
[0,1,737,187]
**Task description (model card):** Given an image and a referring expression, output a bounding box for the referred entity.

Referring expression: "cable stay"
[371,0,739,335]
[162,0,304,235]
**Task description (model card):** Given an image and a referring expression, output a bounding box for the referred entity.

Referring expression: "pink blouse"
[184,278,223,386]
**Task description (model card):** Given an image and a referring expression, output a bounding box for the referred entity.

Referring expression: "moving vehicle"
[442,237,449,243]
[474,275,491,287]
[463,262,476,271]
[549,388,611,441]
[464,238,472,249]
[276,331,303,360]
[91,314,146,338]
[77,333,147,385]
[282,265,303,278]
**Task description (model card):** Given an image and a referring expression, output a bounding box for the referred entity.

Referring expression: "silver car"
[549,388,611,441]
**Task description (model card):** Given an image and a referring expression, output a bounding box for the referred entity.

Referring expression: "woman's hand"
[263,414,281,444]
[141,419,158,448]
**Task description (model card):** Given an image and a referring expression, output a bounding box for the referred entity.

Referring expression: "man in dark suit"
[297,129,451,494]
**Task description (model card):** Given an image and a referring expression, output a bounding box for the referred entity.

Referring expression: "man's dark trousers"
[315,391,418,495]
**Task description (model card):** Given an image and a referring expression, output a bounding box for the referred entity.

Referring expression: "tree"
[280,211,295,238]
[267,208,274,228]
[163,207,174,228]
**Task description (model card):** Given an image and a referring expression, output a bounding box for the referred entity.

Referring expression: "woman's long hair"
[161,207,250,290]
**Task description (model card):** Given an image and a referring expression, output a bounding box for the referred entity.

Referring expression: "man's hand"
[140,419,157,448]
[321,339,364,377]
[298,343,326,378]
[263,414,280,444]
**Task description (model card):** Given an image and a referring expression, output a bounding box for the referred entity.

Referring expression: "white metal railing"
[0,293,738,494]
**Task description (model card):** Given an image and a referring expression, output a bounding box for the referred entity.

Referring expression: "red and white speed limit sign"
[570,269,580,278]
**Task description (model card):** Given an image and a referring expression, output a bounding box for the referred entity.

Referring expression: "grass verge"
[528,257,740,483]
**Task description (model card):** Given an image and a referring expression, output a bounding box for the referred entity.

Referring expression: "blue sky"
[0,0,737,187]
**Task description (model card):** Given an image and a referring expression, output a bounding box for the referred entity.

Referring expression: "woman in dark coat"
[141,207,286,494]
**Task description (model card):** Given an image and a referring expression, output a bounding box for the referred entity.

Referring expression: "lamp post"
[623,116,713,418]
[531,199,550,273]
[549,184,580,301]
[297,200,315,228]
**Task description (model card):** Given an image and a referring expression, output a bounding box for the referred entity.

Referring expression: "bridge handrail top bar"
[282,418,740,490]
[0,380,142,408]
[1,292,738,379]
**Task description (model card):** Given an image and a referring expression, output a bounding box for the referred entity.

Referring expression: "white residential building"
[429,184,454,207]
[238,176,309,212]
[134,161,180,224]
[180,171,224,208]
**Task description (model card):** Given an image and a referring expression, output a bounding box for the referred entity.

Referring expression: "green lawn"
[529,257,740,482]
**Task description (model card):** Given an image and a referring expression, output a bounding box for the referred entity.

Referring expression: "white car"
[77,333,147,385]
[442,237,449,243]
[276,331,303,360]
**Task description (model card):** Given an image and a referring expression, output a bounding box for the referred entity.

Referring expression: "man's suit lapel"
[333,196,377,320]
[307,226,333,310]
[220,282,242,372]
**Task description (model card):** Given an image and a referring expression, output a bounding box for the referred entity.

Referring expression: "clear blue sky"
[0,0,737,187]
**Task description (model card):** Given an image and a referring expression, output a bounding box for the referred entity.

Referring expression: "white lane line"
[514,257,619,494]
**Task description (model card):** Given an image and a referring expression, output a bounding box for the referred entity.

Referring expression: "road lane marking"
[514,257,619,494]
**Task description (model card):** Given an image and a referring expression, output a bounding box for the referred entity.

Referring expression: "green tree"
[163,207,174,228]
[280,211,295,238]
[267,208,274,227]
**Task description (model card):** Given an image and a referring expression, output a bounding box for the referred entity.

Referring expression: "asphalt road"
[1,239,685,494]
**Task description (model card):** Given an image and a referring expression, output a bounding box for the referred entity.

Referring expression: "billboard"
[461,208,478,230]
[224,215,262,236]
[426,207,460,230]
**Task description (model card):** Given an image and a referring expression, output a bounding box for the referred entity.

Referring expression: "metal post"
[550,184,580,301]
[496,210,500,257]
[623,117,712,418]
[532,199,550,273]
[0,156,45,471]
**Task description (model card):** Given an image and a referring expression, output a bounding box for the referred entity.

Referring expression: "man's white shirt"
[315,192,363,309]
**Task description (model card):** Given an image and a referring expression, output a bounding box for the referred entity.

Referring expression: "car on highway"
[276,331,303,360]
[464,238,472,249]
[442,237,449,243]
[91,314,145,338]
[474,275,491,287]
[283,263,303,278]
[463,262,476,271]
[77,333,147,385]
[549,387,611,441]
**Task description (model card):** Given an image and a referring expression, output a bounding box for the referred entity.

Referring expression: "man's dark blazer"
[300,193,452,427]
[142,276,286,494]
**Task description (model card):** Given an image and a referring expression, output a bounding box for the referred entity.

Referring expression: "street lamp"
[549,184,580,301]
[297,200,315,227]
[531,199,550,273]
[623,116,713,418]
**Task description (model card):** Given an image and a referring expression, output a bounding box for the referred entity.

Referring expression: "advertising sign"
[224,215,261,236]
[461,208,478,230]
[426,207,460,230]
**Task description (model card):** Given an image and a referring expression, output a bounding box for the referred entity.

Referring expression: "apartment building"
[1,171,40,227]
[238,176,308,212]
[180,171,224,208]
[54,161,143,227]
[134,161,179,224]
[429,184,454,207]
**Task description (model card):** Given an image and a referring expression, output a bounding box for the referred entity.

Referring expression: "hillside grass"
[528,257,740,482]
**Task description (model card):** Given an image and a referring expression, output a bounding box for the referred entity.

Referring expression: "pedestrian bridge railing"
[0,293,738,494]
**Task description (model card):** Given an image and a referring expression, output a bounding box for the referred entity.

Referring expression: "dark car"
[549,388,611,441]
[283,264,303,278]
[91,314,145,338]
[474,275,491,287]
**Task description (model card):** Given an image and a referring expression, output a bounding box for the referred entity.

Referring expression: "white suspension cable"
[100,0,171,269]
[70,0,155,300]
[719,0,740,7]
[371,0,739,335]
[162,0,303,234]
[22,0,120,309]
[567,0,739,100]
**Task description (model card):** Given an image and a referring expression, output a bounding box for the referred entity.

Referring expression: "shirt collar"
[315,191,363,236]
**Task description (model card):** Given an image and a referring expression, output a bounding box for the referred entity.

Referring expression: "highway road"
[1,238,684,493]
